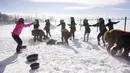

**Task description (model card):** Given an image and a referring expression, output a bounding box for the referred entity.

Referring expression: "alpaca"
[32,29,48,42]
[61,28,71,44]
[104,29,130,53]
[111,33,130,60]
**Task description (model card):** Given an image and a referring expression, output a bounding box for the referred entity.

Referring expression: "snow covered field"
[0,20,130,73]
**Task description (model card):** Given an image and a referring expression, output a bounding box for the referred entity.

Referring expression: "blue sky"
[0,0,130,17]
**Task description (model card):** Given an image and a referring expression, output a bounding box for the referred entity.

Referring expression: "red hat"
[18,18,24,23]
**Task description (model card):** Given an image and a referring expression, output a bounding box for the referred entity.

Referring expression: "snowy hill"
[0,20,130,73]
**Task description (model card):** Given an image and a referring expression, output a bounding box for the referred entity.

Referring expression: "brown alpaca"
[111,33,130,60]
[104,29,130,53]
[61,28,71,44]
[32,29,48,42]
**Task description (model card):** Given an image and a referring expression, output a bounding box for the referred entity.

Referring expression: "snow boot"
[21,45,27,49]
[16,49,21,54]
[98,42,100,45]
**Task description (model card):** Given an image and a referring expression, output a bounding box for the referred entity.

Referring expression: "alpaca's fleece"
[32,29,46,42]
[61,28,71,44]
[103,29,129,52]
[111,33,130,60]
[32,29,45,36]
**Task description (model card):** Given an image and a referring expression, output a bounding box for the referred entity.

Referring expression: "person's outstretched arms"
[112,21,120,24]
[67,24,70,26]
[105,23,109,26]
[57,24,61,26]
[90,22,99,27]
[89,23,94,27]
[22,22,34,27]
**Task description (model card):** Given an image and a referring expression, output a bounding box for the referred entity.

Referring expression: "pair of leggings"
[97,31,106,44]
[12,34,22,52]
[70,30,75,40]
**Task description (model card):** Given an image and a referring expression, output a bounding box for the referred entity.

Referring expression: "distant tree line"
[0,12,130,25]
[0,12,57,25]
[0,12,38,25]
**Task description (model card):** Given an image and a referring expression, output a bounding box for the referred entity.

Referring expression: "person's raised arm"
[105,23,109,26]
[22,22,34,27]
[90,22,99,27]
[57,24,61,26]
[67,24,70,26]
[112,21,120,24]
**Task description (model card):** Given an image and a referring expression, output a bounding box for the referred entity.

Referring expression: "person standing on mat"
[12,18,34,54]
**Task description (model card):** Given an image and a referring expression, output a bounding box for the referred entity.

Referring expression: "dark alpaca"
[61,28,71,44]
[111,33,130,60]
[32,29,48,42]
[104,29,130,53]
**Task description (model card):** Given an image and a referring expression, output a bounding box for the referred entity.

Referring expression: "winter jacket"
[34,20,40,29]
[83,22,90,33]
[92,21,107,32]
[106,21,119,30]
[44,22,51,31]
[12,21,32,35]
[34,23,39,29]
[57,22,66,30]
[69,22,76,31]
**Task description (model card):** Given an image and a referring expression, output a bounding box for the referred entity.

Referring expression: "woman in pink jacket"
[12,18,33,54]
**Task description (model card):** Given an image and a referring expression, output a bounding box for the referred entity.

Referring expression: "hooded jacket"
[12,21,32,35]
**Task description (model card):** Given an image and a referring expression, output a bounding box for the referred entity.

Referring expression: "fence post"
[55,20,56,25]
[97,18,98,32]
[80,19,82,31]
[124,17,127,31]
